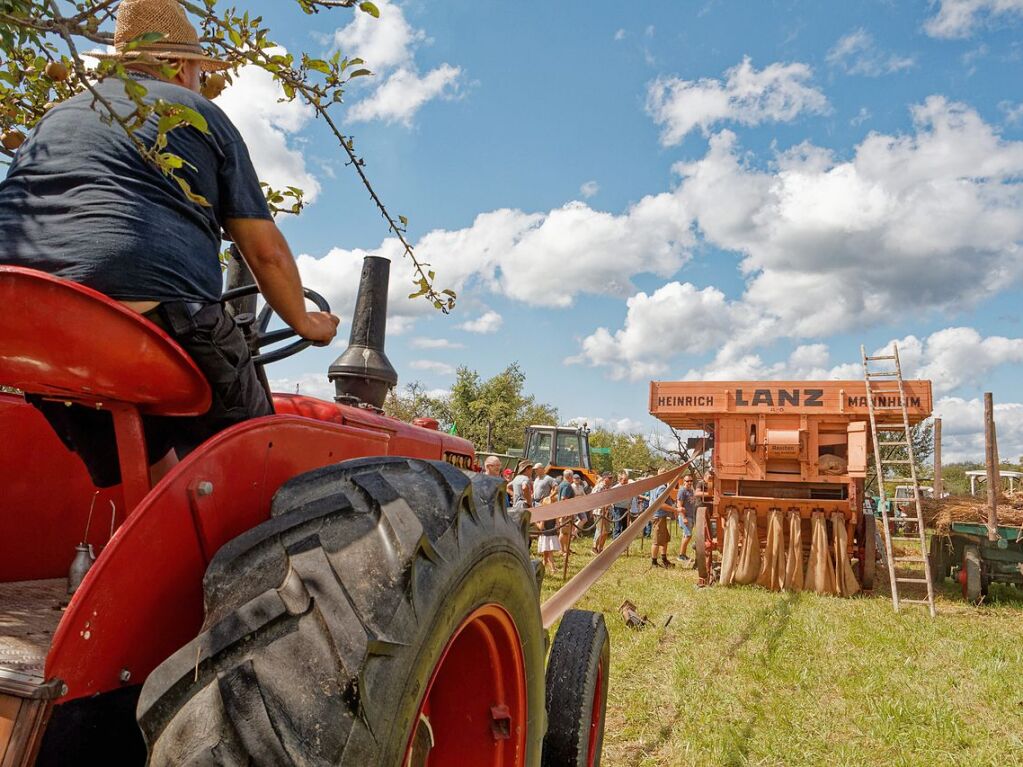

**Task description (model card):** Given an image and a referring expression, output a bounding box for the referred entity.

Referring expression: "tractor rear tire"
[137,457,545,766]
[694,506,710,583]
[542,610,609,767]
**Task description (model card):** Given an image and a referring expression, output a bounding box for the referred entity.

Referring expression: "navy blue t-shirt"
[0,74,271,303]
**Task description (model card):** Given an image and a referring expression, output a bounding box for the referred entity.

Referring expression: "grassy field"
[539,536,1023,767]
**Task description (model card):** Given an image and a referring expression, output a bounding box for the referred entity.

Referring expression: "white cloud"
[458,310,503,334]
[851,106,872,126]
[671,98,1023,337]
[1000,100,1023,124]
[347,64,462,126]
[216,52,320,201]
[826,28,915,76]
[935,396,1023,462]
[410,337,464,349]
[579,180,600,198]
[333,0,462,126]
[567,281,765,380]
[268,372,335,400]
[645,56,829,146]
[567,416,648,434]
[409,359,455,376]
[333,0,422,69]
[925,0,1023,39]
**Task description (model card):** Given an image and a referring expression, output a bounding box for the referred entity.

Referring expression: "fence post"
[984,393,999,541]
[933,417,942,498]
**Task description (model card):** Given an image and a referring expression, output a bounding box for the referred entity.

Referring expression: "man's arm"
[225,218,339,343]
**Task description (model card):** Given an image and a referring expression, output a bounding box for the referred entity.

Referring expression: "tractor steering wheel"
[220,284,332,366]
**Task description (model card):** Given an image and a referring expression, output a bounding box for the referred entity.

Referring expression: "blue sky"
[212,0,1023,462]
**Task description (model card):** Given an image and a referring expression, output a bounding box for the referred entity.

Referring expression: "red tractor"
[0,257,609,766]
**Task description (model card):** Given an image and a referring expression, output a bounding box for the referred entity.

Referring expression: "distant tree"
[589,429,664,476]
[383,381,446,425]
[867,420,935,495]
[405,364,557,452]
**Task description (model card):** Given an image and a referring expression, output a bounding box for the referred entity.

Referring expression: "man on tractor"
[0,0,339,487]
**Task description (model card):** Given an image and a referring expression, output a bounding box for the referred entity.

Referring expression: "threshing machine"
[650,380,933,593]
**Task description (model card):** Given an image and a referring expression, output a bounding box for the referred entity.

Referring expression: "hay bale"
[920,496,1023,534]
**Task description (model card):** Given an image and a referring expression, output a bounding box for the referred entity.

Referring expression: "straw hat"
[90,0,229,71]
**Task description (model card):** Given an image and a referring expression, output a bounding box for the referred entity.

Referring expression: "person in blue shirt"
[557,469,577,555]
[676,474,703,562]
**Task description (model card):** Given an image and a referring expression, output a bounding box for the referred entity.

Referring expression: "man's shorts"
[653,516,671,546]
[679,508,696,536]
[32,301,272,487]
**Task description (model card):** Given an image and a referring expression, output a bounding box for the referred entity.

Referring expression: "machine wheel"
[694,506,710,582]
[962,545,986,604]
[542,610,610,767]
[137,457,545,766]
[860,513,876,591]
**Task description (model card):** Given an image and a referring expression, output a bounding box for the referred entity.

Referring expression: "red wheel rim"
[586,661,605,766]
[404,604,528,767]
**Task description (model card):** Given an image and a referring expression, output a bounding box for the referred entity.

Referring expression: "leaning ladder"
[861,343,936,617]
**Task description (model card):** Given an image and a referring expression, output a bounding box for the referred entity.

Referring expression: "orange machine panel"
[649,380,932,428]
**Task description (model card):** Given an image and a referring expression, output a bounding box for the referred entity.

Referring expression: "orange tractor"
[0,259,609,766]
[650,380,932,593]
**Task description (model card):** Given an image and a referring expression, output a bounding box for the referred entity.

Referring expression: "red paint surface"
[0,266,210,415]
[405,604,528,767]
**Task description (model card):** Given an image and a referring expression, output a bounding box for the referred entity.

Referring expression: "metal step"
[879,441,909,446]
[866,371,898,377]
[866,354,896,361]
[895,556,926,563]
[900,598,933,606]
[896,577,929,584]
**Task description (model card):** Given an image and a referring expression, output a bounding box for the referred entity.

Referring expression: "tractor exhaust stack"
[329,256,398,410]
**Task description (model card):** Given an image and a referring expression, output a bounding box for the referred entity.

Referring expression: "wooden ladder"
[861,343,936,617]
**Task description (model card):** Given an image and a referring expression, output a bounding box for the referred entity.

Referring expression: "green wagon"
[929,522,1023,603]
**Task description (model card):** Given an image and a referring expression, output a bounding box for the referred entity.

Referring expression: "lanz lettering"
[733,388,824,407]
[657,395,714,407]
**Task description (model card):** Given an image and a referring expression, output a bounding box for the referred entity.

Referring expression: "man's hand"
[299,310,340,345]
[226,218,342,342]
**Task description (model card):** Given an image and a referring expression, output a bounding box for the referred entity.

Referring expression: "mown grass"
[539,535,1023,767]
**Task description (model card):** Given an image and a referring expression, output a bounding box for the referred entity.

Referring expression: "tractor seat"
[0,267,211,416]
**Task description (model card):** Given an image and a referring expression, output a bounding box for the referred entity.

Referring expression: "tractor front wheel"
[542,610,610,767]
[137,457,546,766]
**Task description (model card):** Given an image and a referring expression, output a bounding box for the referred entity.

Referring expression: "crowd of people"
[486,455,714,577]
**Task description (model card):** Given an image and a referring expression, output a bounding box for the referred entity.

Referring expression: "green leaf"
[306,58,331,75]
[158,152,184,169]
[124,31,167,51]
[359,1,380,18]
[398,214,408,226]
[176,106,209,133]
[348,68,372,79]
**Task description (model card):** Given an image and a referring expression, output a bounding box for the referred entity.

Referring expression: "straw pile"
[920,494,1023,534]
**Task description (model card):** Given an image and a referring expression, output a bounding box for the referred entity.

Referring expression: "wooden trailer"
[650,380,933,593]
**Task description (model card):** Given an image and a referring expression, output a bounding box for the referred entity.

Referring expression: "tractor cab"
[523,424,596,486]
